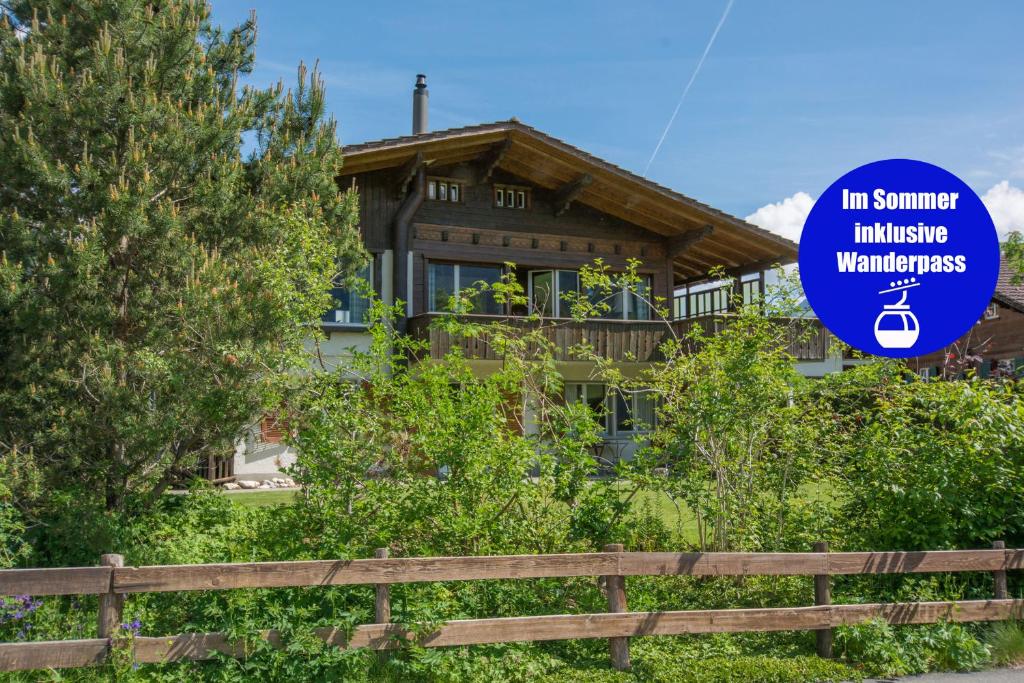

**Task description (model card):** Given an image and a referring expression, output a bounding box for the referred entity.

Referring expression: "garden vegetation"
[1,2,1022,681]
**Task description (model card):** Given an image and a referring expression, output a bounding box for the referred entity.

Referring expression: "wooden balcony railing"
[407,313,831,363]
[674,315,831,362]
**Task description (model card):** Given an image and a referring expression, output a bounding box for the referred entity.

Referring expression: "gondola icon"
[874,278,920,348]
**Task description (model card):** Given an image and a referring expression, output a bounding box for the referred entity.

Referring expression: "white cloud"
[744,192,815,243]
[745,181,1024,243]
[981,180,1024,239]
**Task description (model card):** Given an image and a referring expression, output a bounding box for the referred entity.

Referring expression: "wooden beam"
[133,600,1008,659]
[477,137,512,183]
[339,130,509,175]
[667,225,714,258]
[103,548,1023,594]
[0,567,112,596]
[392,152,423,198]
[553,173,593,217]
[0,639,109,671]
[112,552,620,593]
[4,599,1021,671]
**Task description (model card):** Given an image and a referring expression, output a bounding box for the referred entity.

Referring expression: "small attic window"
[495,184,530,210]
[428,178,462,203]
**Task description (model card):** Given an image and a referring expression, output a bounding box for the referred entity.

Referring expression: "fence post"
[374,548,391,623]
[813,541,833,659]
[98,553,125,640]
[603,543,630,671]
[993,540,1008,600]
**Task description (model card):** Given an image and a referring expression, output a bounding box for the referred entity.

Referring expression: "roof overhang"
[340,120,798,284]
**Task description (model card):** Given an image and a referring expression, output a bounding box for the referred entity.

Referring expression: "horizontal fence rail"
[0,546,1020,672]
[4,550,1021,597]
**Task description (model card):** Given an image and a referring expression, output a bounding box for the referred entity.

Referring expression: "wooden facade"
[336,119,800,354]
[908,299,1024,378]
[907,260,1024,378]
[340,121,797,283]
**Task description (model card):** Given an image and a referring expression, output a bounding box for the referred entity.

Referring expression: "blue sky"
[212,1,1024,240]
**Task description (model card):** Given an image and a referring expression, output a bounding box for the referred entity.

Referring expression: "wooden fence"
[0,543,1021,672]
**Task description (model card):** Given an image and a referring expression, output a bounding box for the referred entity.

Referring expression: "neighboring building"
[229,75,818,480]
[908,257,1024,379]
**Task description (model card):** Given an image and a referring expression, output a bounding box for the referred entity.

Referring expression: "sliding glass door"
[529,269,580,318]
[428,262,503,315]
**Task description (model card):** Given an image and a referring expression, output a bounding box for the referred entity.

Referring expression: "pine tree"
[0,1,362,511]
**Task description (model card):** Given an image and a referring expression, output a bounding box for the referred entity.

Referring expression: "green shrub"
[826,368,1024,551]
[836,618,990,677]
[836,618,920,678]
[542,655,861,683]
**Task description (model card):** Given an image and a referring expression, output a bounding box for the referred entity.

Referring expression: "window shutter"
[260,416,287,444]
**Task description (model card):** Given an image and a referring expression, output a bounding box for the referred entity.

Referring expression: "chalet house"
[908,257,1024,379]
[229,75,816,481]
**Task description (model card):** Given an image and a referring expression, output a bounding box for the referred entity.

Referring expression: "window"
[428,262,503,315]
[741,273,761,307]
[529,269,580,317]
[673,294,686,320]
[984,303,999,320]
[626,278,651,320]
[323,260,374,326]
[494,184,530,210]
[587,275,653,321]
[566,383,608,434]
[565,383,655,436]
[614,390,656,434]
[675,283,730,319]
[427,178,462,203]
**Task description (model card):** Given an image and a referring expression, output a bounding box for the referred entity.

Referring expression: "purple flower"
[120,618,142,636]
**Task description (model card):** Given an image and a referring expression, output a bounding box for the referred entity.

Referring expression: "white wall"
[233,436,297,480]
[232,250,395,480]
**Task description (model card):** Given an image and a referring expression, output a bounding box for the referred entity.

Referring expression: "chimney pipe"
[412,74,428,135]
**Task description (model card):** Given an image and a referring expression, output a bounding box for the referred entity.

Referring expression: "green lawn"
[221,480,838,541]
[224,488,298,507]
[615,479,839,545]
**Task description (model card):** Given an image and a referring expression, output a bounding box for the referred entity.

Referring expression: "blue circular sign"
[799,159,999,358]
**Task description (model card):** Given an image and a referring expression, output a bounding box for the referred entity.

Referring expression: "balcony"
[407,314,830,363]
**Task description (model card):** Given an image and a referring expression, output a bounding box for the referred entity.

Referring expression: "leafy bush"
[591,266,843,553]
[287,295,619,559]
[826,368,1024,550]
[836,618,989,677]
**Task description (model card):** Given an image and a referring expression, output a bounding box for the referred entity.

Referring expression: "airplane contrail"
[643,0,735,177]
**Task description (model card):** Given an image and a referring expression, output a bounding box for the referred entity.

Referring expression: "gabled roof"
[995,256,1024,313]
[340,119,797,283]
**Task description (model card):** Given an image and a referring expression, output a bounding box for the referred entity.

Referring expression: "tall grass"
[987,621,1024,667]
